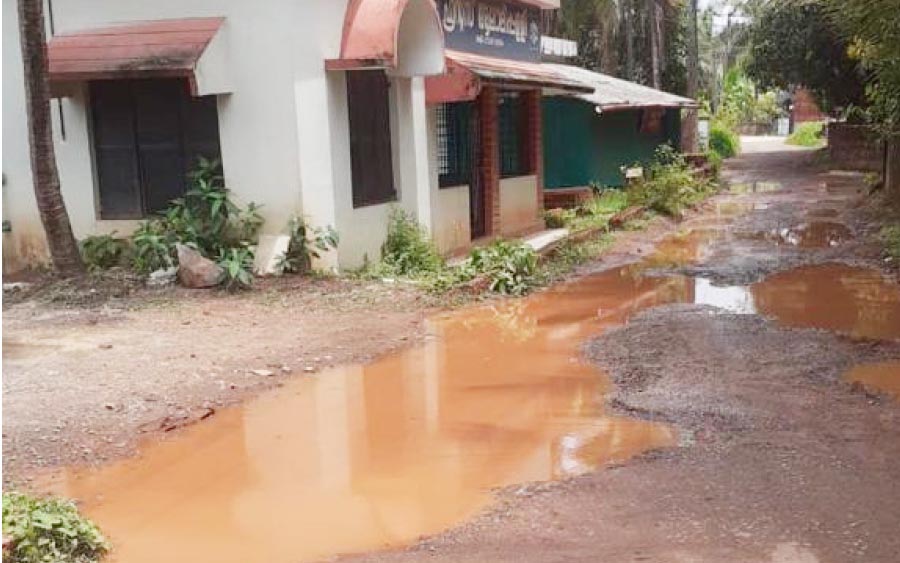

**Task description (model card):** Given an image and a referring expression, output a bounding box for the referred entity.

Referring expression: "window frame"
[89,78,222,220]
[498,91,533,179]
[346,70,397,208]
[436,102,473,188]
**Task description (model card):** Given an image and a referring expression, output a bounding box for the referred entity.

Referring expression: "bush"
[129,158,263,284]
[277,217,339,274]
[544,208,574,229]
[787,121,826,147]
[79,233,129,272]
[469,240,538,296]
[2,492,109,563]
[709,125,740,158]
[379,207,443,276]
[627,146,716,216]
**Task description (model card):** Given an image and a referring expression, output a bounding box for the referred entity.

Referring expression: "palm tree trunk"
[683,0,700,152]
[17,0,83,276]
[648,0,661,89]
[623,0,636,80]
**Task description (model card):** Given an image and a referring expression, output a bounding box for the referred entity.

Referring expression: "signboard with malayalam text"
[437,0,542,62]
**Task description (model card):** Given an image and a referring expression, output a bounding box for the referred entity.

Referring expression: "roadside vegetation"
[787,122,826,147]
[2,492,108,563]
[72,158,338,293]
[882,225,900,262]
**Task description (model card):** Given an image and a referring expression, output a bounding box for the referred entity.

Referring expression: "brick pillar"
[479,85,500,236]
[523,89,544,224]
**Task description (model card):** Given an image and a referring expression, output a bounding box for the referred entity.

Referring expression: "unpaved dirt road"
[4,138,900,563]
[341,139,900,563]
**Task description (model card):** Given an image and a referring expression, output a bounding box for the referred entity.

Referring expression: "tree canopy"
[744,0,865,112]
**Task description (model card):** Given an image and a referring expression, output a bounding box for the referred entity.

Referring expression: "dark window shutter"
[90,81,142,219]
[90,78,222,218]
[133,80,187,213]
[347,70,396,208]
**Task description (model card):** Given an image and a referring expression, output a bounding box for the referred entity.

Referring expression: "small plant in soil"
[2,492,109,563]
[277,217,339,275]
[78,233,129,272]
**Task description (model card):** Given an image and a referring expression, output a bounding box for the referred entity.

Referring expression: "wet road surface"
[37,138,900,562]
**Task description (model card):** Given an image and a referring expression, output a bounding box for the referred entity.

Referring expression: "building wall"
[542,98,681,189]
[2,0,444,273]
[499,176,540,236]
[828,124,884,173]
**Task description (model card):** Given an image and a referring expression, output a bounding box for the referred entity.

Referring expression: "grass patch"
[709,124,741,158]
[2,492,109,563]
[787,121,826,147]
[881,224,900,261]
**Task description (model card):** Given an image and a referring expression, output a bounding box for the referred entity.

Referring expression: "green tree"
[744,0,865,112]
[825,0,900,133]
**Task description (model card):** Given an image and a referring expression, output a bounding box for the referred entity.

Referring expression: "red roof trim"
[48,17,224,91]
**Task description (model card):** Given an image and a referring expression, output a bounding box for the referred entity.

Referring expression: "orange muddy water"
[844,360,900,400]
[43,266,690,563]
[39,226,900,562]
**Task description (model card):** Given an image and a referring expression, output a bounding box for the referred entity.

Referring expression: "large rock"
[176,244,224,288]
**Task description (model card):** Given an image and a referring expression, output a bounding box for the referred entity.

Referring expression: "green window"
[436,102,472,188]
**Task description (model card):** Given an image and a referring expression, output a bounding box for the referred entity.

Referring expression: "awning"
[325,0,444,76]
[48,17,231,97]
[425,50,593,104]
[542,63,697,111]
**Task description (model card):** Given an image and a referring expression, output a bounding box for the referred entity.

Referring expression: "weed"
[787,122,825,147]
[277,217,339,274]
[881,225,900,261]
[469,240,538,296]
[131,220,176,274]
[217,246,255,290]
[709,125,740,158]
[627,146,716,217]
[78,233,129,272]
[544,208,574,229]
[379,207,443,276]
[2,492,109,563]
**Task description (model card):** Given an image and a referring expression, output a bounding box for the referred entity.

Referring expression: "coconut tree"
[17,0,83,276]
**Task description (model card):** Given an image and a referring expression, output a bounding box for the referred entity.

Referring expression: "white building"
[3,0,589,274]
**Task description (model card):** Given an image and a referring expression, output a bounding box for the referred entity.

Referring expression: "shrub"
[787,121,826,147]
[709,124,740,158]
[79,233,129,272]
[129,158,263,284]
[131,220,176,274]
[544,208,574,229]
[469,240,538,296]
[626,146,716,216]
[2,492,109,563]
[277,217,339,274]
[379,207,443,276]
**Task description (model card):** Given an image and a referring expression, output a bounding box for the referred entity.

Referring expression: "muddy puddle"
[37,220,900,561]
[844,360,900,400]
[745,221,852,248]
[42,267,688,563]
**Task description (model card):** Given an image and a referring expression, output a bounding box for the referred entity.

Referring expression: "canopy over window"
[425,49,592,104]
[48,17,231,97]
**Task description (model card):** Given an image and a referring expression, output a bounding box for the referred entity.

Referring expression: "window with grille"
[347,70,396,208]
[436,102,472,188]
[90,78,221,219]
[498,91,531,178]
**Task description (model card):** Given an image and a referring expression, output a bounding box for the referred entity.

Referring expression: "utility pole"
[683,0,700,152]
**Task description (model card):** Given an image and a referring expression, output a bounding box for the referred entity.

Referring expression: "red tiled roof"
[48,17,224,83]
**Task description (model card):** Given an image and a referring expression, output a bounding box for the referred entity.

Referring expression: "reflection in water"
[36,221,900,562]
[44,266,684,563]
[764,222,851,248]
[693,278,756,314]
[844,360,900,400]
[752,264,900,341]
